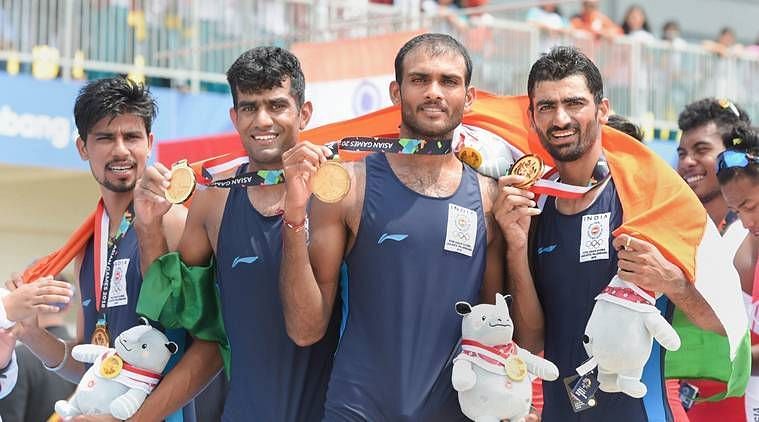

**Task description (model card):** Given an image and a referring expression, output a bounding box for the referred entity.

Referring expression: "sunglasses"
[716,150,759,174]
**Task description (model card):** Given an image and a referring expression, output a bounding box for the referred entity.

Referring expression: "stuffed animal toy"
[453,293,559,422]
[55,317,177,420]
[582,275,681,398]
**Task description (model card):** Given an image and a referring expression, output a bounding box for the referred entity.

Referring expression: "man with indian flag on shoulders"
[6,76,220,421]
[492,46,748,421]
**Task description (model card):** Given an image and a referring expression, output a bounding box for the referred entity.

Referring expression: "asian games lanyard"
[93,200,134,314]
[197,137,452,188]
[531,155,611,200]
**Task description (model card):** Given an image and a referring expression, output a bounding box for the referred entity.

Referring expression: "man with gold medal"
[6,77,219,421]
[280,33,505,421]
[133,47,339,421]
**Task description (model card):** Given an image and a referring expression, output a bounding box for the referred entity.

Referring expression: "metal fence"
[439,18,759,129]
[0,0,757,127]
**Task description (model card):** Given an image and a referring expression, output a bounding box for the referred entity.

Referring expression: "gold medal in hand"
[311,161,351,203]
[165,160,196,204]
[509,154,543,189]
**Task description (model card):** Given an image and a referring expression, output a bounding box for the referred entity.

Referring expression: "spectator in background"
[662,20,687,48]
[570,0,622,39]
[0,275,77,421]
[621,4,655,42]
[607,114,645,142]
[745,33,759,55]
[526,3,567,31]
[704,27,744,57]
[421,0,468,34]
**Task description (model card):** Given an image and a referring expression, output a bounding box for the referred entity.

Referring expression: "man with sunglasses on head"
[718,126,759,422]
[676,99,752,421]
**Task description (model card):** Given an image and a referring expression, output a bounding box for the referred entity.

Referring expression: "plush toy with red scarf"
[55,318,177,420]
[582,275,682,398]
[453,293,559,422]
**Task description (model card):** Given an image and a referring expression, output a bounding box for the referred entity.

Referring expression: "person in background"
[718,125,759,422]
[0,275,77,421]
[676,98,752,422]
[620,4,655,42]
[570,0,622,39]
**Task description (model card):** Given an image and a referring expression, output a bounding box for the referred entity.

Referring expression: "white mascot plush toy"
[452,293,559,422]
[55,317,177,420]
[582,275,681,398]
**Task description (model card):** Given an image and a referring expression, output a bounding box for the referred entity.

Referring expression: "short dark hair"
[606,114,645,142]
[527,46,604,110]
[394,33,473,86]
[717,125,759,184]
[677,98,751,139]
[226,47,306,109]
[74,77,157,143]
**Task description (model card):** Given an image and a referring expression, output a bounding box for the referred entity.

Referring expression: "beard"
[98,177,136,193]
[535,118,600,163]
[400,98,461,141]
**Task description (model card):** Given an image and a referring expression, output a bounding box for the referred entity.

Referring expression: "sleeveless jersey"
[80,224,194,421]
[215,167,338,421]
[534,180,673,422]
[324,153,486,421]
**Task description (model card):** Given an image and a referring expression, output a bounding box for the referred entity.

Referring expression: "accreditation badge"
[444,204,477,256]
[579,212,610,263]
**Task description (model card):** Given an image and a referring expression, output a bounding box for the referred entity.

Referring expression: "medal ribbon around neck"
[93,200,134,313]
[324,136,453,157]
[199,151,284,188]
[196,137,451,188]
[530,155,611,200]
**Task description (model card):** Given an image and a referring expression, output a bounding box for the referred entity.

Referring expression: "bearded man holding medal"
[6,77,221,422]
[279,33,505,421]
[133,47,339,421]
[494,46,732,421]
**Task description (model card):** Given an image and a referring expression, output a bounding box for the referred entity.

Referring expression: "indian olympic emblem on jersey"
[106,259,129,307]
[579,213,610,263]
[445,203,478,257]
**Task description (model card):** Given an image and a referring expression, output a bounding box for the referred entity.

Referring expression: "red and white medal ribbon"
[460,339,516,370]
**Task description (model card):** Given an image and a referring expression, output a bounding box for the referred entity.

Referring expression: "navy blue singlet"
[323,153,486,422]
[534,180,673,422]
[214,166,338,422]
[80,224,194,422]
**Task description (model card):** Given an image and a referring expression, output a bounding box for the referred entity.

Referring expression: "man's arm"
[494,175,545,353]
[134,163,189,274]
[8,271,86,383]
[479,176,505,304]
[280,142,345,346]
[129,339,222,421]
[614,234,725,335]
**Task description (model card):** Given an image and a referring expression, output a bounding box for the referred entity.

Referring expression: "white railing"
[0,0,756,127]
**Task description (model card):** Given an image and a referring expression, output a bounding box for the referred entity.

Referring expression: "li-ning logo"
[537,244,558,255]
[232,256,259,268]
[377,233,408,244]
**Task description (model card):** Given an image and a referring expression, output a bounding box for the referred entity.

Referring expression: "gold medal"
[91,324,110,347]
[509,154,543,189]
[99,354,123,379]
[165,159,196,204]
[505,355,527,381]
[311,161,351,203]
[456,146,483,169]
